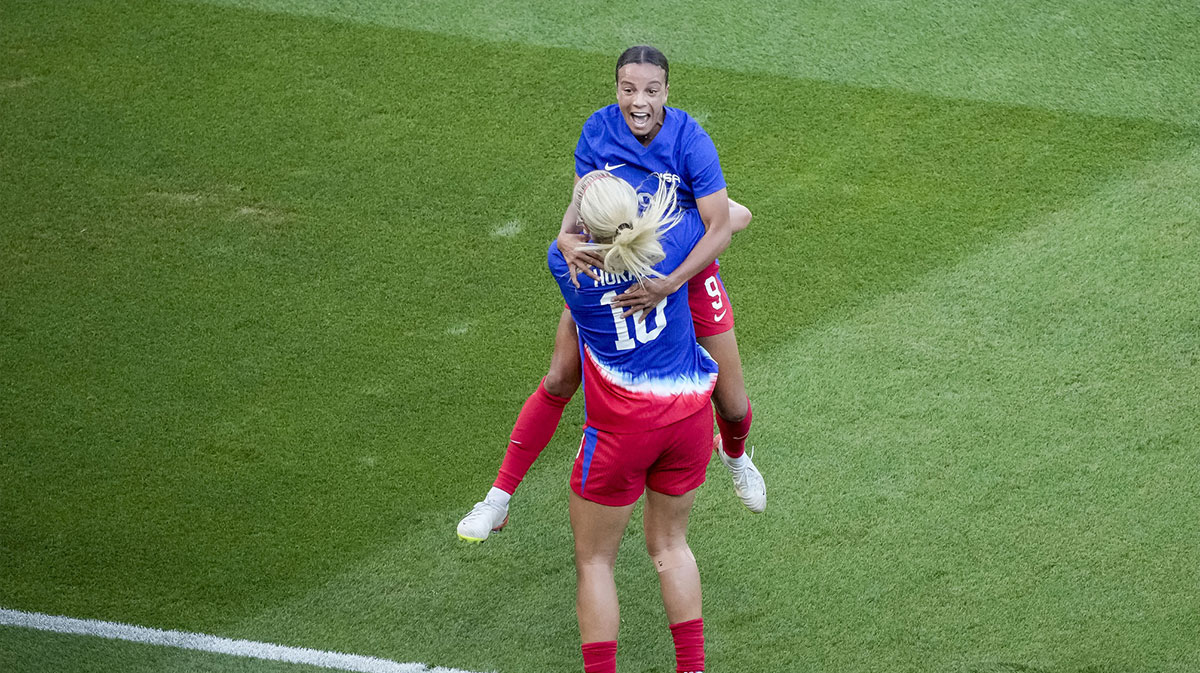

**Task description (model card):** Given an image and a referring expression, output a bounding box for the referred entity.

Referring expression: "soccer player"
[560,170,714,673]
[457,45,764,543]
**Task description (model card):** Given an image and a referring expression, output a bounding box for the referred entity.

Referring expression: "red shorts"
[687,262,734,337]
[571,404,714,507]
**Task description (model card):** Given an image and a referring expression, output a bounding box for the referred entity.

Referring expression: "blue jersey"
[574,105,726,211]
[549,209,719,433]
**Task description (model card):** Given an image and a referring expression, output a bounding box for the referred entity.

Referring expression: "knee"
[647,544,696,574]
[544,360,581,397]
[543,368,580,398]
[575,549,617,574]
[713,396,748,423]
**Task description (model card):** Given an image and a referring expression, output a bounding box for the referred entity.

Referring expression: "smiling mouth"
[630,112,651,127]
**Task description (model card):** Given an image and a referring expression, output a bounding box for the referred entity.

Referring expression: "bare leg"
[570,491,636,643]
[544,307,583,397]
[643,488,702,624]
[703,194,752,421]
[697,328,748,423]
[645,487,706,672]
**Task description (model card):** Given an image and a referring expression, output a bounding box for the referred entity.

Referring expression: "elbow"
[730,200,752,234]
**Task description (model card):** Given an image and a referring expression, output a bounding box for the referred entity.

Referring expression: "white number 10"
[601,291,667,351]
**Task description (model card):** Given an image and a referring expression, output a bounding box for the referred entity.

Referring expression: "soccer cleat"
[456,500,509,542]
[715,435,766,513]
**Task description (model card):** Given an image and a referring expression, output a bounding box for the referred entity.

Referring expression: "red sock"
[669,618,705,672]
[493,378,571,493]
[581,640,617,673]
[715,398,752,459]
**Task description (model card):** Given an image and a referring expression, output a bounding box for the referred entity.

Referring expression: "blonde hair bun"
[576,171,683,281]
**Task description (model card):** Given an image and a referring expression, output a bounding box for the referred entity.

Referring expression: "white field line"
[0,608,490,673]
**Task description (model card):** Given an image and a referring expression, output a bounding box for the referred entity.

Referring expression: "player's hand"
[612,276,675,320]
[557,232,605,288]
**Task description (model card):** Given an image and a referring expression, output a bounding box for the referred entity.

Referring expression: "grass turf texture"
[199,0,1200,127]
[2,1,1197,672]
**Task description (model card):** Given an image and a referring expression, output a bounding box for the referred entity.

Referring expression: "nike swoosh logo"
[714,310,728,321]
[604,162,626,171]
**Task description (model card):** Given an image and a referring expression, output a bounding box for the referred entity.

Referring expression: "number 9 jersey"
[548,209,719,434]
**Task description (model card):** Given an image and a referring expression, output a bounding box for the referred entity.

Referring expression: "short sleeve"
[682,125,725,200]
[574,115,602,178]
[658,209,707,273]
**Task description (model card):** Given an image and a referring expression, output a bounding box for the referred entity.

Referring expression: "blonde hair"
[574,170,683,281]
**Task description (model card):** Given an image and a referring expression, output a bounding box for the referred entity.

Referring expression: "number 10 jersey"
[548,209,719,434]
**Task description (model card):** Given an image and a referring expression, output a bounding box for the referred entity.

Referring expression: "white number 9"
[704,276,723,310]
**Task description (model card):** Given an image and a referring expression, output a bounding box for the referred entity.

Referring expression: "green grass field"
[2,1,1197,672]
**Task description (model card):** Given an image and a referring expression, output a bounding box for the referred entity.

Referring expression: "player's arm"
[729,197,752,233]
[555,174,605,287]
[611,187,732,318]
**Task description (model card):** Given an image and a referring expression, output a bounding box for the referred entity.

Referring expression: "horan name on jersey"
[590,268,638,288]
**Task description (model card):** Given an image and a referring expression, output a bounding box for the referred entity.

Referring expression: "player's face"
[616,63,668,140]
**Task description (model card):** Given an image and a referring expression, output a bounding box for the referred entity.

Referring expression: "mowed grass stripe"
[188,0,1200,126]
[710,140,1199,672]
[2,0,595,632]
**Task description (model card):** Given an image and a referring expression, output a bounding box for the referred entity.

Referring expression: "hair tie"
[616,222,633,232]
[579,172,617,203]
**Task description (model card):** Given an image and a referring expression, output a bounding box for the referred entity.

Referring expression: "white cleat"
[456,500,509,542]
[715,436,766,513]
